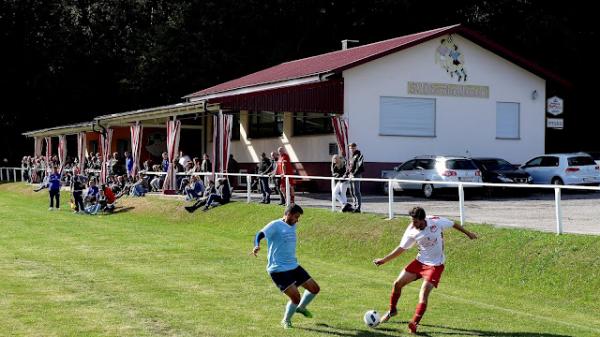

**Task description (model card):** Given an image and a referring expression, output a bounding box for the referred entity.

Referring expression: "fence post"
[388,179,394,220]
[554,187,563,235]
[21,168,25,182]
[458,183,465,226]
[331,178,336,212]
[285,176,291,206]
[246,175,251,203]
[0,168,3,181]
[13,168,17,182]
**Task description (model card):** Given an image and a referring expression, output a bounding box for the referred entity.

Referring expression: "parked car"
[583,151,600,166]
[384,155,482,198]
[472,157,532,184]
[520,153,600,186]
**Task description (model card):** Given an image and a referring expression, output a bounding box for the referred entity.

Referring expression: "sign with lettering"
[547,118,564,129]
[547,96,563,115]
[408,82,489,98]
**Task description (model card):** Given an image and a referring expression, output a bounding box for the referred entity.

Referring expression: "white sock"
[283,301,297,322]
[297,290,316,309]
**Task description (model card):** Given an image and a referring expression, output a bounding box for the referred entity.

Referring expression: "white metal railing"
[2,166,599,235]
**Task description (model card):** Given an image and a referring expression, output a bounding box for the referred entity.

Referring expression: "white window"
[379,97,436,137]
[496,102,520,139]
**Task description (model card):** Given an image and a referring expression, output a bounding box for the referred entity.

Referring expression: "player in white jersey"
[373,206,477,334]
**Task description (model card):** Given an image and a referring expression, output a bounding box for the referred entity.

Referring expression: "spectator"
[201,153,212,185]
[228,154,239,173]
[47,166,62,210]
[258,152,273,204]
[347,142,365,213]
[203,178,231,211]
[100,184,116,212]
[184,175,205,201]
[276,147,295,205]
[71,175,85,213]
[85,179,100,202]
[161,152,169,172]
[125,151,133,177]
[331,154,352,212]
[270,151,283,204]
[150,165,163,191]
[131,173,149,197]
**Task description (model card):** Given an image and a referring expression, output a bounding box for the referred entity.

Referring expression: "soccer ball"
[363,310,380,328]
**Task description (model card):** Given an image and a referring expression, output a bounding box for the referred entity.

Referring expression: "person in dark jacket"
[347,143,364,213]
[184,179,229,213]
[258,152,274,204]
[331,154,352,212]
[47,166,62,210]
[71,175,86,213]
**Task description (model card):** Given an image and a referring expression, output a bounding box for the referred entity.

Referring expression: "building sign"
[547,96,564,115]
[408,81,489,98]
[435,35,468,82]
[547,118,564,129]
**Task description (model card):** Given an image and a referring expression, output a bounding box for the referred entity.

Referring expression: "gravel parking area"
[232,189,600,235]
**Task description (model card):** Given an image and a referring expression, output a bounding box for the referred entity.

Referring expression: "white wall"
[343,34,546,164]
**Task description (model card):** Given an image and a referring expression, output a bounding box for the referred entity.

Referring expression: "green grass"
[0,182,599,337]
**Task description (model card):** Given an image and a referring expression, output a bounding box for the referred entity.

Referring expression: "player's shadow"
[111,206,134,214]
[298,322,574,337]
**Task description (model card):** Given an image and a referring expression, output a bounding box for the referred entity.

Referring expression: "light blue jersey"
[261,219,298,273]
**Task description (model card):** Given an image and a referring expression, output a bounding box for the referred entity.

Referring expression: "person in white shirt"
[373,206,477,334]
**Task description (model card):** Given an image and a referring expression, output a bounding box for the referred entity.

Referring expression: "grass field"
[1,182,599,337]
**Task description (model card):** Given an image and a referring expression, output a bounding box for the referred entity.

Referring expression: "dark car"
[472,157,532,194]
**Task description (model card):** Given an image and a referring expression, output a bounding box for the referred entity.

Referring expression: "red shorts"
[404,259,445,288]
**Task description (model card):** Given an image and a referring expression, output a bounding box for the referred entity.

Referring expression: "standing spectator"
[47,166,61,211]
[228,154,239,173]
[201,153,212,185]
[347,143,364,213]
[161,152,169,172]
[276,147,295,205]
[258,152,273,204]
[71,175,85,213]
[331,155,352,212]
[270,151,283,204]
[125,151,133,178]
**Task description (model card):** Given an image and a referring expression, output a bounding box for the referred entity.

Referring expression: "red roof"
[185,24,569,98]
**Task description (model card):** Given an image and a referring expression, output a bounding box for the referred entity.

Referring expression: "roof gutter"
[187,74,329,102]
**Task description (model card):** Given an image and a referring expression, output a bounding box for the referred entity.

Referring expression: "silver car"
[520,153,600,186]
[384,155,482,198]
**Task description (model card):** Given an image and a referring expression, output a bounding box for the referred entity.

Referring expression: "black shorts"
[269,265,311,292]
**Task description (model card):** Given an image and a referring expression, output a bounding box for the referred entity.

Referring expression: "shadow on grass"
[111,206,135,214]
[298,322,574,337]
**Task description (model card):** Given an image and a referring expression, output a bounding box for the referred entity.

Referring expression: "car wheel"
[422,184,434,198]
[551,177,564,185]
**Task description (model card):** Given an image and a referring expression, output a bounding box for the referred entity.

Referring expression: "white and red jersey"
[399,216,454,266]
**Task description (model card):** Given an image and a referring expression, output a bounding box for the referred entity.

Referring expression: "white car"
[384,155,482,198]
[520,153,600,186]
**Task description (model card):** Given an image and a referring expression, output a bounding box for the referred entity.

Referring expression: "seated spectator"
[84,195,101,215]
[185,178,230,213]
[184,180,215,213]
[85,179,100,202]
[150,165,163,191]
[131,173,149,197]
[100,184,116,212]
[184,175,205,201]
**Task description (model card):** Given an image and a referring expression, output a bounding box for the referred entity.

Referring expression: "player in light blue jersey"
[252,204,320,329]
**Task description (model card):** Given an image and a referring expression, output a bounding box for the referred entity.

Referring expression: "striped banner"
[212,114,218,178]
[221,113,233,173]
[32,137,43,182]
[44,137,52,173]
[77,132,86,175]
[331,116,349,160]
[162,119,181,191]
[211,112,233,175]
[130,122,143,178]
[100,129,113,184]
[58,135,67,174]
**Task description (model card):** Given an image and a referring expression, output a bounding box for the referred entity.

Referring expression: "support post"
[555,187,563,235]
